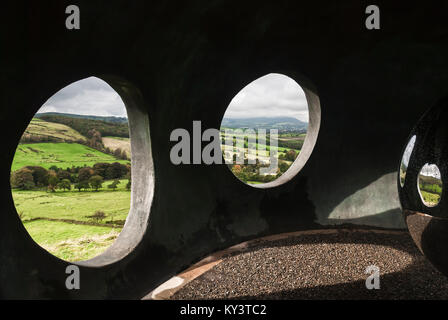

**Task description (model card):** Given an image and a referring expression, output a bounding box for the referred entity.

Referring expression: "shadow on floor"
[171,230,448,300]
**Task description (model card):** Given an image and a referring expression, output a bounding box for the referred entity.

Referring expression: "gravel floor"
[171,230,448,299]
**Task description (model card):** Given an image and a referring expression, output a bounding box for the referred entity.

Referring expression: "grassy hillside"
[36,112,128,124]
[102,137,131,158]
[20,118,86,143]
[12,142,129,171]
[38,114,130,138]
[12,112,133,262]
[12,179,130,261]
[24,220,120,262]
[221,117,308,132]
[13,179,130,223]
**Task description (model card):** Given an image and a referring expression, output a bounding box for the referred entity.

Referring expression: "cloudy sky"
[223,73,309,122]
[420,163,442,179]
[38,73,309,122]
[37,77,127,117]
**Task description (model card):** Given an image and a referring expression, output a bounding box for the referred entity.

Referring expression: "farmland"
[419,190,441,207]
[13,179,130,223]
[20,118,86,143]
[102,136,131,158]
[220,128,306,184]
[12,142,129,171]
[418,174,443,206]
[11,113,132,261]
[23,220,121,262]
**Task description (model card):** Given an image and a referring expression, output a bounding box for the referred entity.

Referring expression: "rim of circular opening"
[11,75,154,267]
[399,135,417,188]
[221,75,321,189]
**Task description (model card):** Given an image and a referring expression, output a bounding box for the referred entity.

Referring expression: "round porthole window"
[10,76,154,265]
[220,73,320,188]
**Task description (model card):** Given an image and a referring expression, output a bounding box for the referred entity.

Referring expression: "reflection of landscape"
[220,117,307,184]
[399,135,416,187]
[418,164,442,207]
[10,112,131,261]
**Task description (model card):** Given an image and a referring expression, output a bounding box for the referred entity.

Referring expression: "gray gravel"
[171,230,448,299]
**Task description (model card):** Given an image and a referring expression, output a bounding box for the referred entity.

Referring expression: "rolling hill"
[12,142,129,171]
[20,118,86,143]
[35,112,128,124]
[36,113,130,138]
[221,116,308,131]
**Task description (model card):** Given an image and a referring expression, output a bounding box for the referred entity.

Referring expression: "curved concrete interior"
[399,96,448,277]
[2,1,448,298]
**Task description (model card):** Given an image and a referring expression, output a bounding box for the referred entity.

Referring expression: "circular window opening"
[417,163,443,207]
[10,76,153,264]
[399,135,416,187]
[220,73,320,188]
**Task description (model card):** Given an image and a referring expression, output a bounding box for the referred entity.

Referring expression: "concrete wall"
[2,0,448,298]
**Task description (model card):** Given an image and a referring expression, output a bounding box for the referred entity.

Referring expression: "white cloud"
[223,73,309,122]
[420,163,441,179]
[37,77,127,117]
[37,74,309,122]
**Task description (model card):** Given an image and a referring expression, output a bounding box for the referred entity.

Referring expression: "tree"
[121,149,128,160]
[114,148,123,159]
[285,150,297,161]
[89,175,103,191]
[78,167,94,182]
[57,169,71,181]
[105,162,128,179]
[10,168,35,190]
[279,161,289,173]
[75,180,90,191]
[107,179,120,191]
[93,162,109,178]
[49,165,59,171]
[26,166,49,187]
[48,175,59,192]
[58,179,71,191]
[87,210,107,223]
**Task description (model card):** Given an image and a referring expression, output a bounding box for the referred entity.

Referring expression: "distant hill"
[221,117,308,132]
[36,112,128,124]
[36,113,130,138]
[20,118,86,143]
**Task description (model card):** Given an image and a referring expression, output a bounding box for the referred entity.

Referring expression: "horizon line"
[36,111,128,119]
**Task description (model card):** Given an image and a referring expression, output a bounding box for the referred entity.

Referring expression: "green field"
[419,190,441,206]
[24,220,120,261]
[12,179,130,261]
[13,179,130,222]
[12,114,133,262]
[12,142,130,171]
[220,129,304,184]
